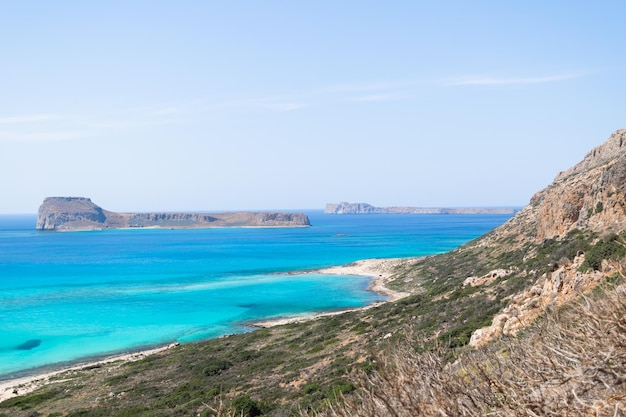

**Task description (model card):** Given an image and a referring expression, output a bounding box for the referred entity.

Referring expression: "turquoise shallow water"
[0,211,513,378]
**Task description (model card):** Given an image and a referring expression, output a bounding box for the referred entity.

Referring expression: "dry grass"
[314,284,626,417]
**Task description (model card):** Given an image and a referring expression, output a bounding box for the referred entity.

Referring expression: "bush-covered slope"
[319,278,626,417]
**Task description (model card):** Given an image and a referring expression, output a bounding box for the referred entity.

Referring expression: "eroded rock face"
[496,130,626,244]
[253,212,311,226]
[36,197,311,231]
[469,256,607,347]
[36,197,108,230]
[468,129,626,347]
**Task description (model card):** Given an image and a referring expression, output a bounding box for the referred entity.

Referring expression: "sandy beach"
[0,257,414,403]
[251,257,414,327]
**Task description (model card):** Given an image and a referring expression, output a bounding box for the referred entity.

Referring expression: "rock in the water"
[16,339,42,350]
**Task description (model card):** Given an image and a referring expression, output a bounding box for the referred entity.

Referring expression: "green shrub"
[328,380,355,401]
[301,383,321,395]
[580,234,625,271]
[114,406,151,417]
[596,201,604,213]
[65,409,110,417]
[0,389,60,410]
[202,358,232,376]
[231,395,262,417]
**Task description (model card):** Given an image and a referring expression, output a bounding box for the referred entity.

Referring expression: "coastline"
[0,257,414,403]
[250,257,414,328]
[0,343,179,403]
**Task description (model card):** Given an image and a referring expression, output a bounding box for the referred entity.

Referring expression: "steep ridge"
[459,129,626,345]
[492,129,626,244]
[36,197,311,231]
[377,130,626,347]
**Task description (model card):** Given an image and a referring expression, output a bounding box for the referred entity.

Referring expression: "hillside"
[2,129,626,416]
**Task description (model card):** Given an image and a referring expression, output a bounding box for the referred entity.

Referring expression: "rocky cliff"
[36,197,311,231]
[464,129,626,345]
[325,202,516,215]
[474,129,626,250]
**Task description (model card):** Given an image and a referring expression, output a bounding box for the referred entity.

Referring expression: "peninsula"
[36,197,311,231]
[325,202,517,215]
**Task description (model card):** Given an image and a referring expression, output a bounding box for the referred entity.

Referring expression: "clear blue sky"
[1,1,625,213]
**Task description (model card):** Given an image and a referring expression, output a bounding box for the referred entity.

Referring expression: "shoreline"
[251,257,414,328]
[0,343,179,403]
[0,257,415,403]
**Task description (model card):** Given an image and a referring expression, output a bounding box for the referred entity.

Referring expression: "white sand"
[251,257,414,327]
[0,257,415,402]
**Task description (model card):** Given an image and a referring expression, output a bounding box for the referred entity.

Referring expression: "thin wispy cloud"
[90,117,186,130]
[150,107,185,116]
[1,70,586,140]
[82,103,199,130]
[226,96,308,112]
[0,106,188,143]
[261,102,308,112]
[0,114,64,124]
[444,73,586,86]
[317,80,422,94]
[0,130,86,143]
[349,92,410,103]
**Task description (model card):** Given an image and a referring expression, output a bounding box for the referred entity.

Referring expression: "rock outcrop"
[485,129,626,245]
[325,202,516,215]
[468,129,626,346]
[468,255,608,346]
[36,197,311,231]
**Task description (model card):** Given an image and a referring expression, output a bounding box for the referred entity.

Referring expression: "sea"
[0,210,513,379]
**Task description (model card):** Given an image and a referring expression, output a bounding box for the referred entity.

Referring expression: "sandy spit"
[251,257,415,328]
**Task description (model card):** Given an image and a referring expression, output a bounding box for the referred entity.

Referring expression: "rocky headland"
[36,197,311,231]
[325,202,517,215]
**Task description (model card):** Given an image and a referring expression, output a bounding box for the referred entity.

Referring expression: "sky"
[1,1,625,213]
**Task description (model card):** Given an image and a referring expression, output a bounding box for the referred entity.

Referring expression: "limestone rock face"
[468,129,626,347]
[469,255,607,347]
[252,212,310,227]
[490,129,626,245]
[37,197,108,230]
[36,197,311,231]
[325,202,380,214]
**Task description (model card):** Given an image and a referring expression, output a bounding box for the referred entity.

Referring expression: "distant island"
[36,197,311,231]
[325,202,517,215]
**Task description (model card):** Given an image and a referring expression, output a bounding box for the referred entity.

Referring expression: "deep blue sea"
[0,211,512,378]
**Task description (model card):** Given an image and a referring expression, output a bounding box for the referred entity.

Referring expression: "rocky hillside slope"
[449,129,626,345]
[487,129,626,245]
[36,197,311,231]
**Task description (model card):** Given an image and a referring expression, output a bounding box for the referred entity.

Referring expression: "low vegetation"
[316,281,626,416]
